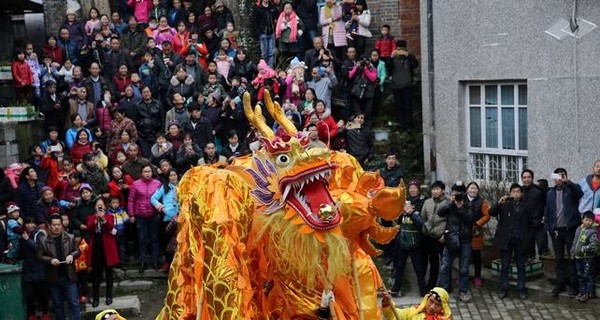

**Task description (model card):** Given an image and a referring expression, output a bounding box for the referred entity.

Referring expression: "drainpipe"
[426,0,436,182]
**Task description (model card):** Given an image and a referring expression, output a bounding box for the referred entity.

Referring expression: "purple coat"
[319,4,347,48]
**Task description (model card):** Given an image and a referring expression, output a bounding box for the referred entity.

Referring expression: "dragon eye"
[275,154,291,167]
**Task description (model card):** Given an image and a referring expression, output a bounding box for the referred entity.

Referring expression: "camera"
[453,193,464,202]
[505,197,514,202]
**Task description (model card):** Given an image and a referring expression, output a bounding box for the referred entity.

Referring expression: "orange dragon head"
[232,91,341,232]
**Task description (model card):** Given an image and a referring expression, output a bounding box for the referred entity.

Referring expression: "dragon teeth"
[282,185,291,200]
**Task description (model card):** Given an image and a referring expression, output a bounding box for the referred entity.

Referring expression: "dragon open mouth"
[280,164,340,231]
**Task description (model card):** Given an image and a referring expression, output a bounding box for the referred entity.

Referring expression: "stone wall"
[0,120,45,167]
[43,0,67,39]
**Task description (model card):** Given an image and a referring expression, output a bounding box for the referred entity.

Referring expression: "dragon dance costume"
[158,90,405,319]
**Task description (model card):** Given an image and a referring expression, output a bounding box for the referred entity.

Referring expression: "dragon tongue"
[303,180,335,219]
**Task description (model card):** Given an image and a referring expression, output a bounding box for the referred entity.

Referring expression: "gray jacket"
[421,197,450,239]
[571,224,599,258]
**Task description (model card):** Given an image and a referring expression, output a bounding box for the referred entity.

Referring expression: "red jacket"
[70,141,93,166]
[86,213,119,267]
[375,36,396,58]
[108,174,135,208]
[11,60,33,87]
[113,75,132,97]
[172,32,190,57]
[96,102,114,133]
[40,155,60,191]
[42,45,64,65]
[128,178,161,218]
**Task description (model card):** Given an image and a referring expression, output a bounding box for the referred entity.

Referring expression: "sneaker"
[579,294,590,302]
[575,293,584,300]
[459,292,472,302]
[473,277,482,289]
[498,290,508,299]
[519,291,528,300]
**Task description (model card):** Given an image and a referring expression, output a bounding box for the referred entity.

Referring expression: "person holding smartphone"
[437,181,481,302]
[490,183,533,300]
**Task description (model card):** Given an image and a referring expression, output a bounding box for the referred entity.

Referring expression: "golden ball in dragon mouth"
[318,204,333,220]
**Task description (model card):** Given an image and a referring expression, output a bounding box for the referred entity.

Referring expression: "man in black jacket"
[545,167,583,297]
[154,41,183,108]
[437,182,480,302]
[251,0,279,68]
[292,0,318,55]
[490,183,533,300]
[181,102,214,149]
[521,169,548,260]
[386,40,419,130]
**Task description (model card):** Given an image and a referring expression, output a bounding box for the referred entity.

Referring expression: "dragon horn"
[263,89,298,135]
[243,92,274,139]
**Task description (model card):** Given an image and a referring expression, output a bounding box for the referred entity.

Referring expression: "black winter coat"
[136,99,163,142]
[438,202,481,243]
[490,200,533,252]
[251,4,279,37]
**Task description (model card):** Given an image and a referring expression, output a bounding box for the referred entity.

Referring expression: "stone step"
[81,295,141,320]
[87,279,154,294]
[114,267,169,280]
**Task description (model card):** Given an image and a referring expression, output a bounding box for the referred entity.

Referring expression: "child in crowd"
[73,229,90,304]
[107,196,129,267]
[375,24,396,63]
[5,202,23,262]
[342,0,358,40]
[572,211,599,302]
[11,47,34,102]
[222,22,240,50]
[21,216,50,320]
[61,213,72,233]
[215,50,234,86]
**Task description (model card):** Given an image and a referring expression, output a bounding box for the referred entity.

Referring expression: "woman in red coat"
[42,35,64,65]
[70,129,93,166]
[86,197,119,307]
[303,99,338,147]
[108,166,134,208]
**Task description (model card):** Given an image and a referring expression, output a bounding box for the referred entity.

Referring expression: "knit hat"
[408,179,420,188]
[430,180,445,191]
[167,120,180,129]
[40,186,54,195]
[451,180,467,193]
[5,202,20,214]
[80,184,93,195]
[209,91,222,103]
[66,8,77,16]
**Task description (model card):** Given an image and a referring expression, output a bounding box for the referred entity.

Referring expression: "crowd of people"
[0,0,456,319]
[381,158,600,305]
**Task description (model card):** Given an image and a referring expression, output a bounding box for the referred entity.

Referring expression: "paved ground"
[385,261,600,320]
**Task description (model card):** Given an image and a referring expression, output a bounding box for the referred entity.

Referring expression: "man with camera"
[490,183,533,299]
[348,55,377,129]
[545,168,583,297]
[437,182,481,302]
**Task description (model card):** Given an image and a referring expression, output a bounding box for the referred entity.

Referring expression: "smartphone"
[49,145,61,152]
[550,173,561,180]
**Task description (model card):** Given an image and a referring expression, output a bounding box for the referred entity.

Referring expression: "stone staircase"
[80,266,168,319]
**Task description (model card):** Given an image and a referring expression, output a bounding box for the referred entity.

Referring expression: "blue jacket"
[545,181,583,231]
[578,175,600,213]
[151,184,179,222]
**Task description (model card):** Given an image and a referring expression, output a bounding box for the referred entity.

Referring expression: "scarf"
[275,11,299,42]
[324,5,335,36]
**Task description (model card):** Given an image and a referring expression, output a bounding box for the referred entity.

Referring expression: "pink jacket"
[319,4,347,48]
[127,0,153,23]
[128,178,161,218]
[348,65,377,83]
[153,27,176,49]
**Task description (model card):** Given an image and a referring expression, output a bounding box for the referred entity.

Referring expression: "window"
[467,83,527,183]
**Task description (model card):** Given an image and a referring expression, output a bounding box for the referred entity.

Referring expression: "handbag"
[443,229,460,251]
